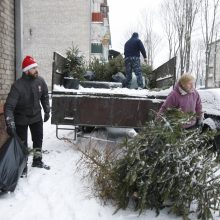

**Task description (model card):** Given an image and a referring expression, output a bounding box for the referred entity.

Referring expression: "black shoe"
[32,160,50,170]
[21,164,28,178]
[0,189,7,196]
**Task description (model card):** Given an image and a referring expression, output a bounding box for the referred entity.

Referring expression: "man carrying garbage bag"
[4,56,50,176]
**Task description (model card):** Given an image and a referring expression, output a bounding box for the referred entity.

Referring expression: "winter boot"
[32,148,50,170]
[32,158,50,170]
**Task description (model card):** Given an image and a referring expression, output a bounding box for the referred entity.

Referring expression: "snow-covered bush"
[78,109,220,220]
[88,56,153,85]
[88,55,125,82]
[141,64,154,88]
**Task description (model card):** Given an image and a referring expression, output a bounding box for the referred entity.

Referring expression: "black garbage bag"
[63,77,79,89]
[0,134,28,194]
[84,70,95,81]
[112,72,126,86]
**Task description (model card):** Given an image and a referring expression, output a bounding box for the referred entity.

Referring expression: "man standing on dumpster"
[4,56,50,176]
[124,32,147,89]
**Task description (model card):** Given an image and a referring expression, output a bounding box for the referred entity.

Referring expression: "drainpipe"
[89,0,92,62]
[15,0,23,79]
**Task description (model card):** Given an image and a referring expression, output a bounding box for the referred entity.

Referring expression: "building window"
[91,43,103,54]
[100,4,109,18]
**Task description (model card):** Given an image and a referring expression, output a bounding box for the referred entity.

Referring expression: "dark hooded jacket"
[4,73,50,126]
[124,33,147,58]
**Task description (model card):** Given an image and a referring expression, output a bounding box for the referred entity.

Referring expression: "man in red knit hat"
[4,56,50,175]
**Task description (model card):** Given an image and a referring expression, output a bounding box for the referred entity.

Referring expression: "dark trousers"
[202,124,220,153]
[125,57,143,88]
[16,120,43,159]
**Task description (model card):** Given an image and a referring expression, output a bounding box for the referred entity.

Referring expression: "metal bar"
[64,117,74,121]
[56,125,78,141]
[79,135,123,144]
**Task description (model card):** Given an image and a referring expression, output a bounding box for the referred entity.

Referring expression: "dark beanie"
[132,32,139,38]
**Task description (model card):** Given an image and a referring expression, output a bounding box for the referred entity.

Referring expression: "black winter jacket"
[4,74,50,126]
[124,36,147,59]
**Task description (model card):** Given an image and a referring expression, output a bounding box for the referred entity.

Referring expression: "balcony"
[92,12,103,23]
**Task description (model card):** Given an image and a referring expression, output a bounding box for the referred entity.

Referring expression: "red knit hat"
[22,56,38,72]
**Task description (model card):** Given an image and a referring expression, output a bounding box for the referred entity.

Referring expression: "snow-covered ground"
[0,120,203,220]
[2,86,220,220]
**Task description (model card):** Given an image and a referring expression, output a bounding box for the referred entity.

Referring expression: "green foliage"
[88,55,125,82]
[107,55,125,79]
[63,45,85,80]
[88,58,109,81]
[62,45,154,84]
[78,109,220,220]
[141,64,155,89]
[88,56,153,84]
[141,64,153,76]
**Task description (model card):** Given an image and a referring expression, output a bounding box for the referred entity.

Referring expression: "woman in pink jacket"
[158,73,203,129]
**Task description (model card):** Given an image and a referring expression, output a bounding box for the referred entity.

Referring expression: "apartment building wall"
[23,0,91,88]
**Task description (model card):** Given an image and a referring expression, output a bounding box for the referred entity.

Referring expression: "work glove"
[197,117,203,127]
[6,118,16,136]
[44,112,50,122]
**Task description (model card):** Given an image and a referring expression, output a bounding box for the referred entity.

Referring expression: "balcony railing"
[92,12,103,22]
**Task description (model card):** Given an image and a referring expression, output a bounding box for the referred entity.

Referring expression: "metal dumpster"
[51,52,166,140]
[51,93,163,127]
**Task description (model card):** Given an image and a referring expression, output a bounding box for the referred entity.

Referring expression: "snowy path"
[0,121,218,220]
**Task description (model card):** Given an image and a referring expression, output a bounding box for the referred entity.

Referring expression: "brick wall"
[0,0,15,147]
[0,109,8,149]
[0,0,15,104]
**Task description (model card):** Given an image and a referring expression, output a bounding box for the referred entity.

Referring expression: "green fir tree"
[78,109,220,220]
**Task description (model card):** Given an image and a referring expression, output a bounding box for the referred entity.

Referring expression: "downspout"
[213,39,218,87]
[15,0,23,79]
[89,0,92,62]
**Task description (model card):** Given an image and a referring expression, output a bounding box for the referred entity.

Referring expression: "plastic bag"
[84,70,95,81]
[0,134,28,194]
[112,72,126,86]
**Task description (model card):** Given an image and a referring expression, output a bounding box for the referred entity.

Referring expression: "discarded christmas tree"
[63,45,85,80]
[78,109,220,220]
